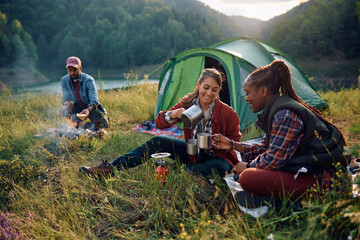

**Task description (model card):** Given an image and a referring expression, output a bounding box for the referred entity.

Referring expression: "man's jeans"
[111,136,231,177]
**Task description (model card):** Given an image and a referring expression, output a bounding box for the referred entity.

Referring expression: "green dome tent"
[154,37,327,130]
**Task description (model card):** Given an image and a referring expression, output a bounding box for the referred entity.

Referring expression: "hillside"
[231,16,265,39]
[163,0,244,38]
[231,0,360,87]
[0,0,241,71]
[0,0,359,88]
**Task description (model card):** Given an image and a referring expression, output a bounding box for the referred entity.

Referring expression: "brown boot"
[79,161,114,175]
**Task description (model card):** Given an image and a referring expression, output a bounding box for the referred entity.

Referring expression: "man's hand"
[60,101,74,117]
[230,162,248,175]
[80,108,90,119]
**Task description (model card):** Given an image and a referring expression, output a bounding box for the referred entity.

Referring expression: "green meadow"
[0,82,359,239]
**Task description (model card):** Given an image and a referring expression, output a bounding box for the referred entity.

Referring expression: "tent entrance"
[205,57,231,106]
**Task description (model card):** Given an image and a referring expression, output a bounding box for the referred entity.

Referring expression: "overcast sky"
[197,0,310,21]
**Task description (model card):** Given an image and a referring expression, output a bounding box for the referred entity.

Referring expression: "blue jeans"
[111,136,231,177]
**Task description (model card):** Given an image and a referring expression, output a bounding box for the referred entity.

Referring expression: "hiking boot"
[79,161,114,175]
[349,158,360,174]
[235,191,272,209]
[235,191,302,213]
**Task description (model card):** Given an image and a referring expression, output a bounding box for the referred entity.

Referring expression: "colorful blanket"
[132,120,184,139]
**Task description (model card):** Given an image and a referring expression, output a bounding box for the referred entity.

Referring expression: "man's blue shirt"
[61,72,102,110]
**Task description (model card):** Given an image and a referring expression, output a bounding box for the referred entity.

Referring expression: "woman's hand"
[171,108,186,119]
[231,162,248,175]
[212,133,232,150]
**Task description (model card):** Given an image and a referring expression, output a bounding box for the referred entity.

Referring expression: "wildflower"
[179,223,184,228]
[267,233,274,240]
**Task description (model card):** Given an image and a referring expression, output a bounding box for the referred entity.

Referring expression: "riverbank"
[296,53,360,90]
[0,63,166,89]
[2,56,358,90]
[41,63,166,83]
[0,67,49,88]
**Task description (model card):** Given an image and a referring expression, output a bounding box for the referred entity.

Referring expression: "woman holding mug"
[213,60,349,207]
[80,68,241,177]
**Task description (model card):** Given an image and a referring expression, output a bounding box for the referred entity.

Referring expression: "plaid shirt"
[242,109,303,169]
[242,109,349,189]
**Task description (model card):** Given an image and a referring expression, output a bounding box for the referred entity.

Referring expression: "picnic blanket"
[132,120,184,139]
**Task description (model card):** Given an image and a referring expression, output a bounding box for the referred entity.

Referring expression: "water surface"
[25,79,158,94]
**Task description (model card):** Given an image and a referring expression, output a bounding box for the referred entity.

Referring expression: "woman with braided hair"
[213,59,349,209]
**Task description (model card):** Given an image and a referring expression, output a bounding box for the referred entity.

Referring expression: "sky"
[197,0,310,21]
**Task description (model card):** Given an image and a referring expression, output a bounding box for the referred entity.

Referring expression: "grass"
[0,82,360,239]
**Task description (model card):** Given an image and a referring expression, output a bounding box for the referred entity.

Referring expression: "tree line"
[267,0,360,59]
[0,0,242,71]
[0,11,37,69]
[0,0,359,73]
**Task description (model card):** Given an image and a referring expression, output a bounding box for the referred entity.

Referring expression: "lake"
[25,79,159,94]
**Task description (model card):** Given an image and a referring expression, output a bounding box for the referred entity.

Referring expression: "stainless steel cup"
[181,105,204,129]
[197,133,212,149]
[187,139,199,155]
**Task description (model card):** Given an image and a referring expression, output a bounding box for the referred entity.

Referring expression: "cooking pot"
[181,105,204,129]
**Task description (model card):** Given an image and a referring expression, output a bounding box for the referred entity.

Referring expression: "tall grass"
[0,83,359,239]
[319,88,360,146]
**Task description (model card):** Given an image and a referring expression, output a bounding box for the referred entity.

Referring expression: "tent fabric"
[154,37,327,130]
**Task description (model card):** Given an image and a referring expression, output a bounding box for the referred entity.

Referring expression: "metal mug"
[187,139,199,155]
[143,121,150,130]
[181,105,204,129]
[197,133,212,149]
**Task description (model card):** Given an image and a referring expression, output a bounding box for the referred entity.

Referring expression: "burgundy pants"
[238,168,319,200]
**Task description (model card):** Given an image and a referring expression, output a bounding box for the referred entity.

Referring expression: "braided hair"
[181,68,223,107]
[246,60,346,144]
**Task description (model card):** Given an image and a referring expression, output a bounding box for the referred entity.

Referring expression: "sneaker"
[349,158,360,174]
[79,161,114,175]
[235,191,272,209]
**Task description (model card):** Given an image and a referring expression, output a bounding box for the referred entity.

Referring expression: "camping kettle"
[181,105,205,129]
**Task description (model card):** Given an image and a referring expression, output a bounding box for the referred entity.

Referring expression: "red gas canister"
[154,160,169,183]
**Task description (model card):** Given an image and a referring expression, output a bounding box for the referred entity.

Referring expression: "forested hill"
[0,0,242,72]
[0,0,359,87]
[163,0,244,38]
[267,0,360,59]
[233,0,360,60]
